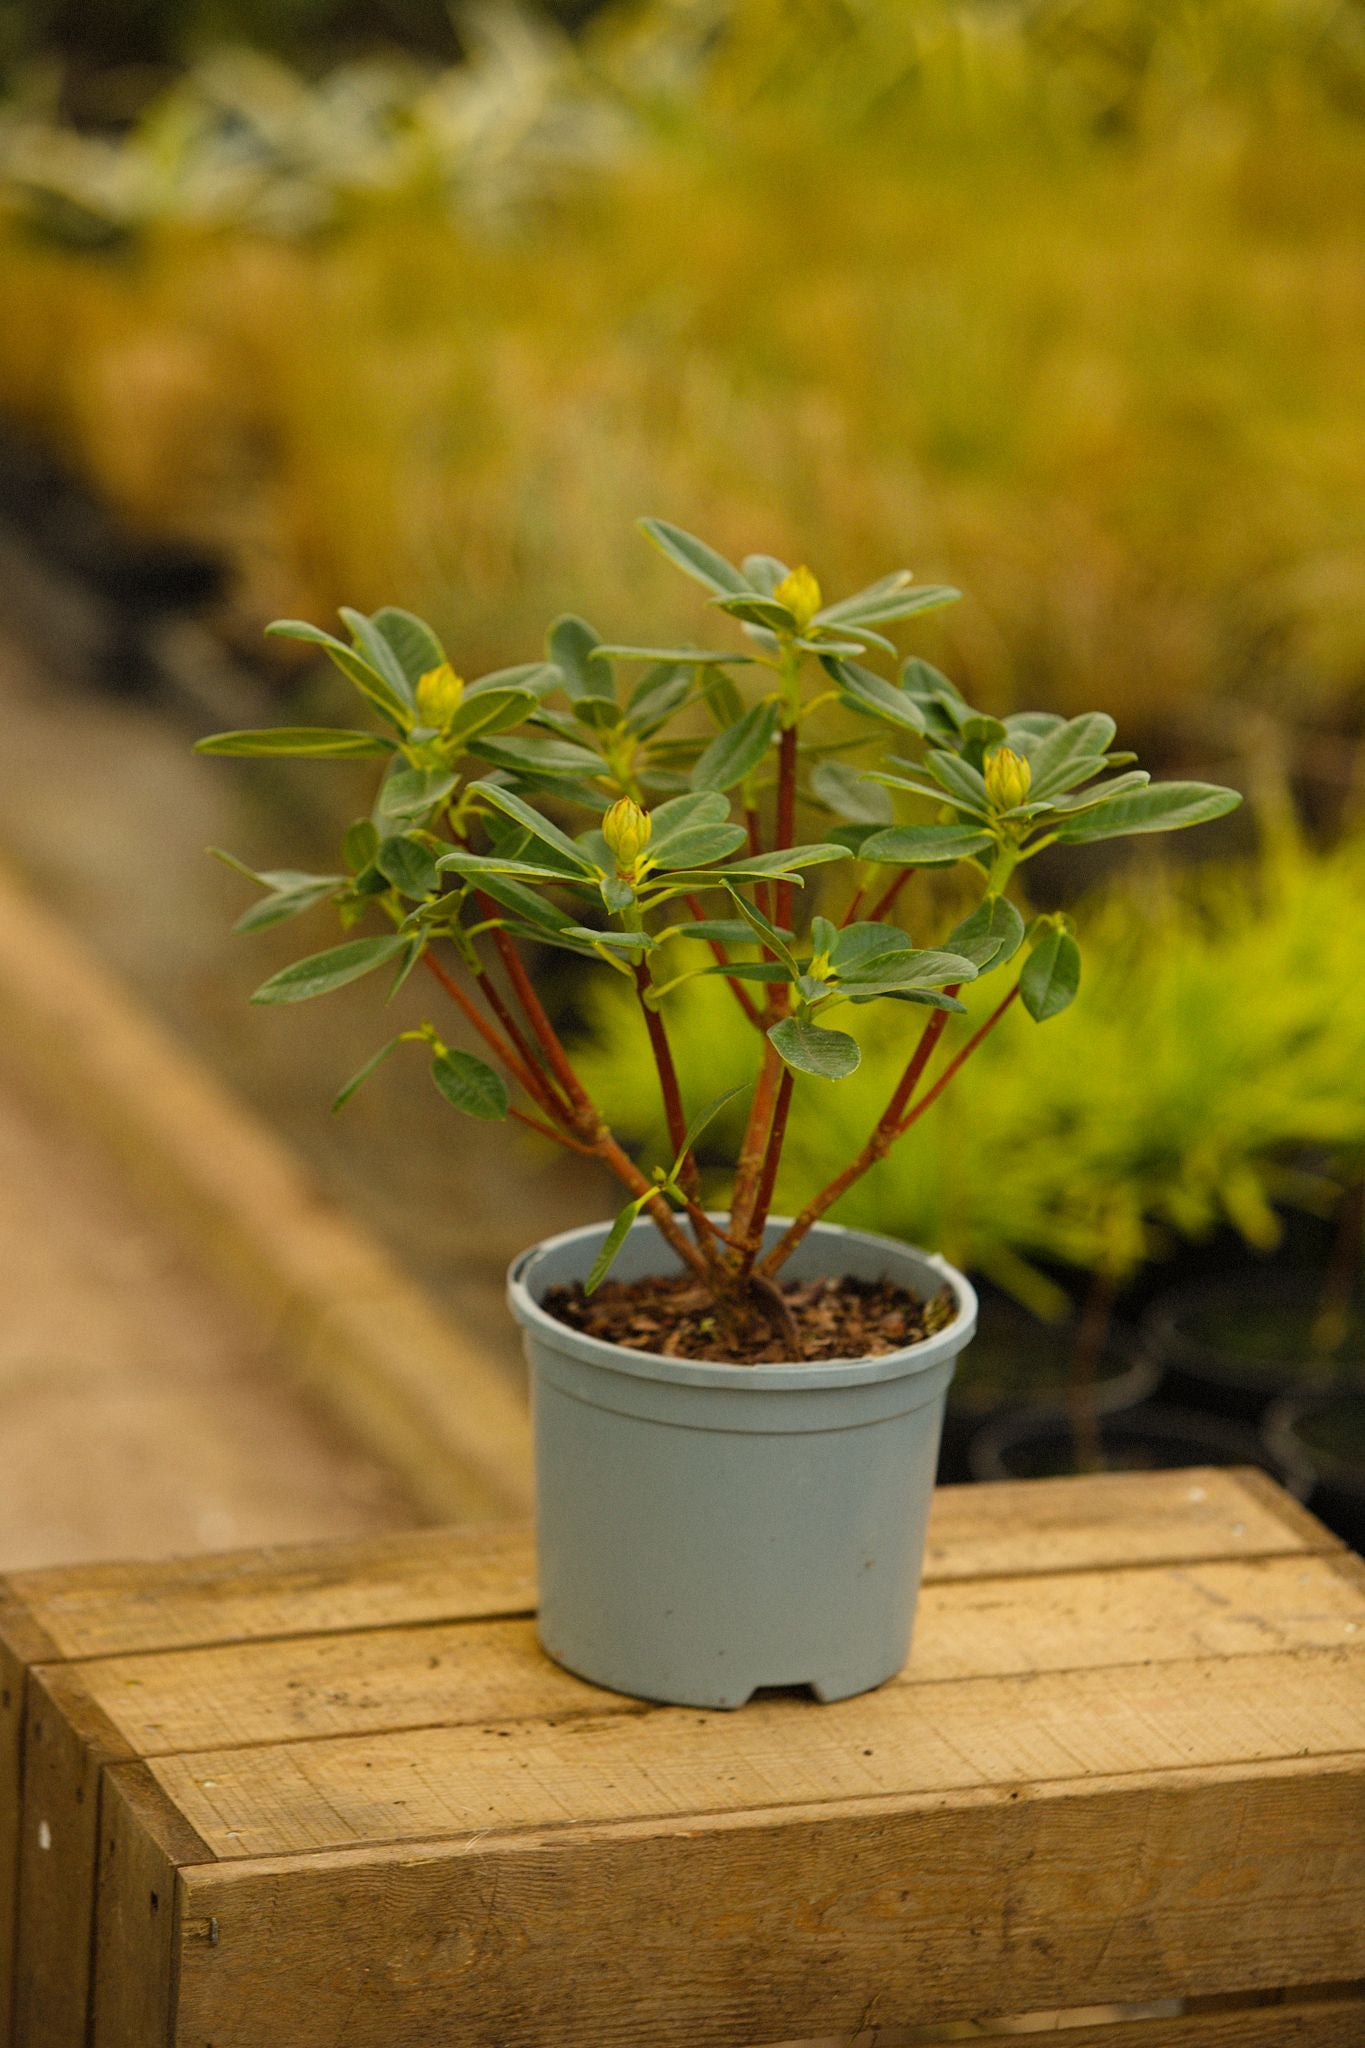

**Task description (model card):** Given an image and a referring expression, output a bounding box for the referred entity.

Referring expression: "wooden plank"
[146,1644,1365,1860]
[40,1553,1365,1763]
[0,1467,1328,1667]
[157,1759,1365,2047]
[26,1549,1362,2048]
[873,1989,1365,2045]
[93,1767,207,2048]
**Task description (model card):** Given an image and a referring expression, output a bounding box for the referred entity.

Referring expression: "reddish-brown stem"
[685,891,762,1028]
[421,949,556,1112]
[593,1127,711,1279]
[474,960,575,1121]
[489,923,597,1121]
[739,1065,794,1270]
[773,723,799,939]
[632,965,718,1264]
[867,866,913,925]
[508,1106,599,1155]
[759,980,1021,1276]
[887,984,1022,1141]
[840,883,867,928]
[729,1037,782,1249]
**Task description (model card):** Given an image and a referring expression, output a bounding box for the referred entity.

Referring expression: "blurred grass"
[0,0,1363,732]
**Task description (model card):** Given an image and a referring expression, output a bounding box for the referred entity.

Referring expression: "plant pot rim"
[508,1214,977,1393]
[1264,1388,1365,1492]
[1140,1270,1365,1381]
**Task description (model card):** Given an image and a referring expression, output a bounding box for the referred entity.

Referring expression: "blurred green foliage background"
[1,0,1362,757]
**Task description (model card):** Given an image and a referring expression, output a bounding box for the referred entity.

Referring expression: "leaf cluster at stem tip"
[196,517,1242,1302]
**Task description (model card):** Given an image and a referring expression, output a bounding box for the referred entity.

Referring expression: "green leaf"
[250,934,408,1005]
[1021,714,1119,799]
[826,658,928,735]
[469,734,604,778]
[1054,782,1242,843]
[689,699,780,795]
[196,727,395,759]
[440,852,593,887]
[945,895,1025,971]
[841,946,975,989]
[624,663,692,738]
[266,619,412,732]
[768,1015,861,1079]
[709,592,797,632]
[817,581,960,628]
[375,835,440,899]
[669,918,761,945]
[653,823,749,870]
[548,614,613,702]
[725,887,801,972]
[339,607,416,706]
[721,842,848,876]
[430,1047,510,1120]
[371,607,444,688]
[741,554,790,594]
[638,518,749,597]
[829,921,913,972]
[343,819,380,873]
[922,749,991,812]
[468,782,601,874]
[562,925,656,953]
[234,878,345,933]
[374,766,457,828]
[467,662,560,697]
[460,869,576,933]
[860,824,994,867]
[673,1081,748,1172]
[585,1195,652,1294]
[1020,928,1081,1022]
[596,645,754,667]
[809,758,893,824]
[446,687,539,749]
[332,1036,404,1111]
[698,960,793,984]
[1045,770,1151,816]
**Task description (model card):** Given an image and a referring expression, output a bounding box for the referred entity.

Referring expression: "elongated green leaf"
[548,614,613,702]
[1022,714,1119,799]
[266,620,412,731]
[196,727,395,759]
[440,852,593,887]
[461,868,576,933]
[674,1081,749,1171]
[250,934,407,1005]
[721,842,848,876]
[690,698,779,793]
[624,663,692,738]
[839,947,976,990]
[1045,770,1151,816]
[709,593,796,632]
[860,824,994,867]
[817,582,960,628]
[809,758,893,824]
[1020,928,1081,1021]
[669,918,760,945]
[332,1036,404,1111]
[1054,782,1242,843]
[431,1047,509,1120]
[725,886,801,971]
[768,1015,861,1079]
[596,645,754,667]
[922,749,991,811]
[340,607,415,706]
[469,734,604,778]
[467,662,560,697]
[445,687,539,750]
[468,781,600,873]
[699,960,793,984]
[234,879,345,934]
[826,658,928,735]
[829,921,913,971]
[371,607,444,688]
[639,517,749,597]
[652,823,749,870]
[585,1195,652,1293]
[945,895,1025,971]
[562,925,656,954]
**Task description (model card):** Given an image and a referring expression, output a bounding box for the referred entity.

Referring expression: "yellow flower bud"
[984,746,1032,812]
[415,662,465,729]
[773,564,822,632]
[602,796,652,874]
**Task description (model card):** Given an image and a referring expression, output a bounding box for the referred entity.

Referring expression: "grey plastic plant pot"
[507,1215,977,1710]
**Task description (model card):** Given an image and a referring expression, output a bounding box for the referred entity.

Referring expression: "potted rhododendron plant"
[199,518,1240,1708]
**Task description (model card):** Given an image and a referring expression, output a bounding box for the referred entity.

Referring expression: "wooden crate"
[3,1469,1364,2048]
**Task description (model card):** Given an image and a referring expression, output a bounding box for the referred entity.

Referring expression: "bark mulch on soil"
[544,1272,958,1366]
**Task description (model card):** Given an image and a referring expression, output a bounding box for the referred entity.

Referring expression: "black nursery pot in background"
[937,1284,1157,1484]
[971,1402,1271,1484]
[1140,1273,1365,1424]
[1265,1391,1365,1554]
